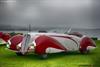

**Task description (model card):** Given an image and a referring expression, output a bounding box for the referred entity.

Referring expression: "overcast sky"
[0,0,100,29]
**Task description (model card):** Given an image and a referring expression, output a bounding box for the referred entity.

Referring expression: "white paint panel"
[87,46,96,50]
[52,37,79,51]
[46,47,64,53]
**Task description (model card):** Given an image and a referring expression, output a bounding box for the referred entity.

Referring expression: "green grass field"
[0,40,100,67]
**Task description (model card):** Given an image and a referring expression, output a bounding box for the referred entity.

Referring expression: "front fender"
[79,36,96,52]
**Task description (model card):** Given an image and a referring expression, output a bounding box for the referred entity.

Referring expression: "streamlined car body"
[7,32,96,58]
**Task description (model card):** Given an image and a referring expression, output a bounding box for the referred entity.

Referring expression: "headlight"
[32,41,36,46]
[29,46,34,50]
[8,40,11,45]
[17,43,21,50]
[6,44,10,48]
[6,40,11,48]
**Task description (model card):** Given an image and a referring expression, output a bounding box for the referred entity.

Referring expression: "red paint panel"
[2,33,11,42]
[35,35,67,55]
[10,35,23,51]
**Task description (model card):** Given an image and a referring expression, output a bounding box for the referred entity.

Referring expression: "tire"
[40,54,48,59]
[16,52,24,56]
[80,50,90,54]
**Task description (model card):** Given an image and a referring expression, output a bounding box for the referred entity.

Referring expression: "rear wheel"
[80,49,90,54]
[39,54,48,59]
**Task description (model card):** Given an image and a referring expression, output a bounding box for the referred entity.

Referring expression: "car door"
[52,36,79,51]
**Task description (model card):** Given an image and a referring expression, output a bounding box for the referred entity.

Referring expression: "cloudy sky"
[0,0,100,29]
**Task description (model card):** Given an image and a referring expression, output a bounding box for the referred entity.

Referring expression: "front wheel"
[16,52,24,56]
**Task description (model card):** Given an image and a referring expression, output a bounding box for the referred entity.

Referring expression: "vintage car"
[7,32,96,58]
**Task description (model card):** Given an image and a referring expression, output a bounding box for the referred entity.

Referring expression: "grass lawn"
[0,40,100,67]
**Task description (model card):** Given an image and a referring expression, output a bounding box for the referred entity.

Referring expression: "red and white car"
[7,32,96,58]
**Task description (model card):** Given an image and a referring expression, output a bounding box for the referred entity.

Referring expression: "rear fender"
[35,35,67,55]
[79,36,96,52]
